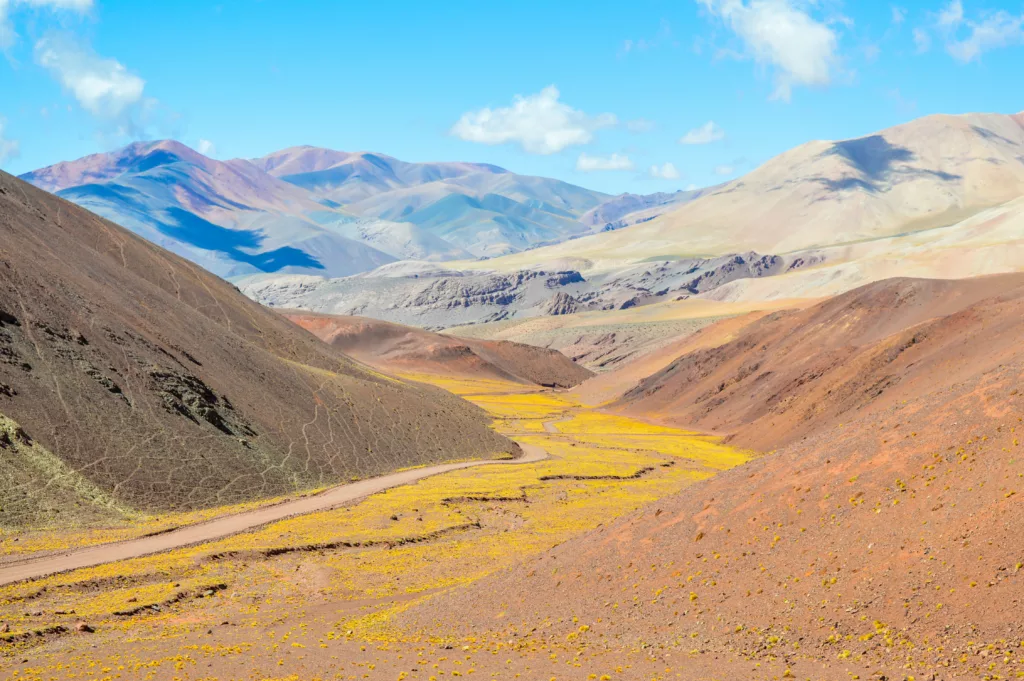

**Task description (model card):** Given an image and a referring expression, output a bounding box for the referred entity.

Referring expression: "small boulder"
[75,621,94,633]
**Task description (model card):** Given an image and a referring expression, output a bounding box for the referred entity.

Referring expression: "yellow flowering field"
[0,378,751,678]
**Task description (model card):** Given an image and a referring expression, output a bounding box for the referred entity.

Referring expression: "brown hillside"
[571,308,790,407]
[282,312,593,388]
[618,274,1024,451]
[0,171,514,528]
[401,274,1024,679]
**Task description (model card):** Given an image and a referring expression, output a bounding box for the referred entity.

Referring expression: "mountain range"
[22,110,1024,333]
[476,111,1024,272]
[21,142,612,279]
[234,110,1024,332]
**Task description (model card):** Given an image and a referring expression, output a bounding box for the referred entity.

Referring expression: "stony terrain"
[239,252,800,330]
[282,311,593,388]
[0,170,514,529]
[447,296,812,373]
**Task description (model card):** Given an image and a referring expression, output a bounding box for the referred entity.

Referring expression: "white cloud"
[680,121,726,145]
[649,162,681,180]
[0,0,91,49]
[698,0,840,101]
[35,35,145,118]
[0,117,19,166]
[936,0,964,29]
[891,6,907,25]
[626,118,656,133]
[715,164,736,176]
[913,26,932,52]
[197,139,216,156]
[945,10,1024,62]
[576,152,634,172]
[917,2,1024,63]
[450,85,617,155]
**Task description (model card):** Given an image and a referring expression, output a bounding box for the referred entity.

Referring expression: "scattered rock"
[543,292,579,316]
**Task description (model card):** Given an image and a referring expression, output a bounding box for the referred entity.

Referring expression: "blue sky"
[1,0,1023,194]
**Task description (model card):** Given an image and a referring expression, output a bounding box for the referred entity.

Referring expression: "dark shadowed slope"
[401,274,1024,679]
[0,170,515,529]
[281,312,593,388]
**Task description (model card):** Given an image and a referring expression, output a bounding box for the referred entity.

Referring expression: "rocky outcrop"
[242,252,804,331]
[542,292,579,316]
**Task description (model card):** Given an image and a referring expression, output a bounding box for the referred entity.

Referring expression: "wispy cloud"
[914,1,1024,63]
[946,10,1024,62]
[680,121,726,145]
[913,26,932,52]
[0,117,19,166]
[197,138,216,157]
[450,86,617,155]
[0,0,91,49]
[714,164,736,176]
[891,5,908,26]
[576,152,634,172]
[936,0,964,29]
[649,162,681,180]
[697,0,841,101]
[35,35,146,118]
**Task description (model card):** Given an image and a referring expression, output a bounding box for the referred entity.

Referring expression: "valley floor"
[0,376,750,680]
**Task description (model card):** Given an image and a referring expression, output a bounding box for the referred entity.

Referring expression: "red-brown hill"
[0,170,514,528]
[618,274,1024,451]
[282,312,593,388]
[401,274,1024,679]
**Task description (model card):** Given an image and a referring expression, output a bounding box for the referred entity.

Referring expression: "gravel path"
[0,440,548,586]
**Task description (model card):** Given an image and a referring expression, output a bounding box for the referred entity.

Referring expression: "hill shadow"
[816,135,962,192]
[159,208,324,273]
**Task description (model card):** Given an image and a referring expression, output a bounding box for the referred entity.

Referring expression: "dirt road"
[0,441,547,586]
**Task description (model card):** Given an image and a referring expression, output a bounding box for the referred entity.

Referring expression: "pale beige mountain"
[708,195,1024,302]
[467,112,1024,273]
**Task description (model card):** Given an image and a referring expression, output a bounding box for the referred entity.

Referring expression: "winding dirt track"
[0,441,548,587]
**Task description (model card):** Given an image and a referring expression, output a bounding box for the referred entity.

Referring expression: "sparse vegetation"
[0,379,750,679]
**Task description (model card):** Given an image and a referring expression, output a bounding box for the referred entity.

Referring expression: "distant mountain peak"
[20,139,211,193]
[22,139,610,279]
